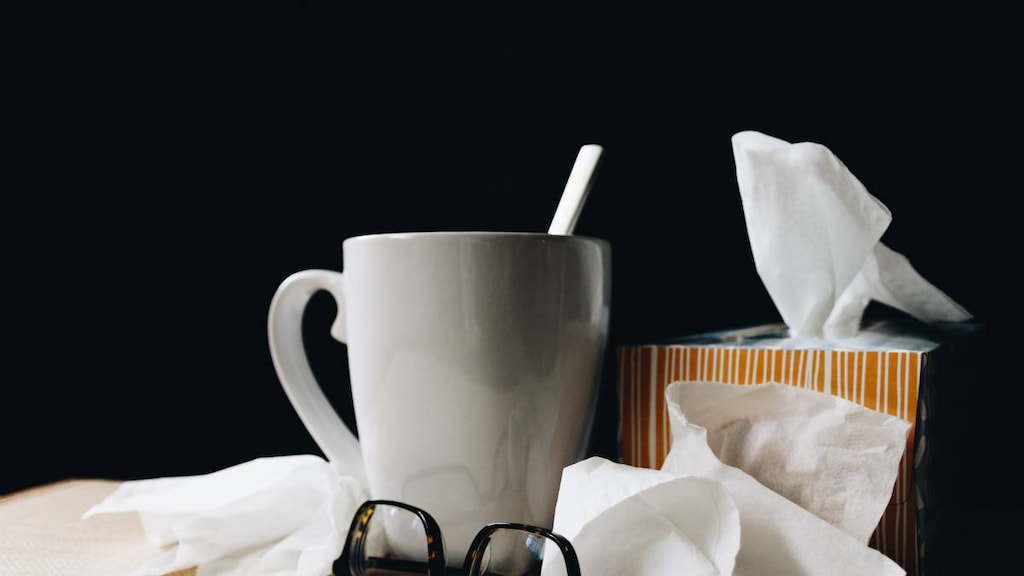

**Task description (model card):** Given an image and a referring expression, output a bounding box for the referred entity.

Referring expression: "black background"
[5,6,1021,573]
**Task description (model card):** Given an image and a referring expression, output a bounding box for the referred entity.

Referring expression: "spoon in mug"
[548,144,604,235]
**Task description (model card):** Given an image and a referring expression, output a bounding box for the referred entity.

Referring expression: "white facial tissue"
[732,130,971,339]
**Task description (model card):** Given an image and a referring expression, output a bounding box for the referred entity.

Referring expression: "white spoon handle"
[549,144,604,235]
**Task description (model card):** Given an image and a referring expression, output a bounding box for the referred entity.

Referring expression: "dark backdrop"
[6,6,1020,573]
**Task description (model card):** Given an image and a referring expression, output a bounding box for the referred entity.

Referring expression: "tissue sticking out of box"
[731,130,972,339]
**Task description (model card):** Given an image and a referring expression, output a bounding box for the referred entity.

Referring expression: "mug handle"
[267,269,367,489]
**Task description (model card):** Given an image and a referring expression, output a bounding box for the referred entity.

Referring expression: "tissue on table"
[82,455,366,576]
[617,316,985,575]
[731,130,971,339]
[551,382,906,575]
[551,457,741,576]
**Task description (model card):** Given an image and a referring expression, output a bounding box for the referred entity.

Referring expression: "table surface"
[0,480,196,576]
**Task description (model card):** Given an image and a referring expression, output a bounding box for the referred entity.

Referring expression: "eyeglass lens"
[356,503,434,574]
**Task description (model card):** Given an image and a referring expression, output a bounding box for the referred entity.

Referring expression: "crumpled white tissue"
[82,455,365,576]
[732,130,971,339]
[552,381,907,576]
[667,380,911,544]
[551,458,741,576]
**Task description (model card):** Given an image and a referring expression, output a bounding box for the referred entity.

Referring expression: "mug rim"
[343,231,609,247]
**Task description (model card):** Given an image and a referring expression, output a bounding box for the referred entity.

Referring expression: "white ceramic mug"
[267,231,611,563]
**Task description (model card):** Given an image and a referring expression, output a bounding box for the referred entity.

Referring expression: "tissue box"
[617,316,984,576]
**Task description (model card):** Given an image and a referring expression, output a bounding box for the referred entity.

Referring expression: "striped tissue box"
[616,318,984,576]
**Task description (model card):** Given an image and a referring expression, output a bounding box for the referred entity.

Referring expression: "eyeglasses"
[334,499,582,575]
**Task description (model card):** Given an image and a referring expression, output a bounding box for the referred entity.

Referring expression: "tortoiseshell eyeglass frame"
[337,499,582,576]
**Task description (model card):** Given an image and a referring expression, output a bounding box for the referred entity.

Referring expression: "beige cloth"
[0,480,196,576]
